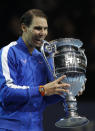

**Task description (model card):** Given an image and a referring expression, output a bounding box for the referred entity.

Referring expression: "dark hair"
[20,9,47,27]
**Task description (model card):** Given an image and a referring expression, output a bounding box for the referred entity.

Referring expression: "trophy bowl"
[41,38,89,128]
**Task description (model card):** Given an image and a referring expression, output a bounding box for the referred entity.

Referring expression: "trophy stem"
[55,93,89,128]
[64,92,78,118]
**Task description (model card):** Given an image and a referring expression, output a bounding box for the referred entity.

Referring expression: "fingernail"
[63,75,66,77]
[66,84,70,87]
[65,90,69,93]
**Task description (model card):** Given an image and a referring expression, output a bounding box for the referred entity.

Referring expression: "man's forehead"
[32,16,48,26]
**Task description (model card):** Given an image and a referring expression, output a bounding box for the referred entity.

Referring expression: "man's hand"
[77,84,85,96]
[43,75,70,96]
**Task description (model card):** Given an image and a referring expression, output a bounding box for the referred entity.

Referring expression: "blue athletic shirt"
[0,37,62,131]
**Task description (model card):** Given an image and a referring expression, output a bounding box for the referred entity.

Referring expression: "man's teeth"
[36,39,43,42]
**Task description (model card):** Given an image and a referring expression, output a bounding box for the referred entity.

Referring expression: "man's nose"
[40,29,46,35]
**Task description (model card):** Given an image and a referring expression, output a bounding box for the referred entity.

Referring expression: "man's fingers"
[55,88,69,93]
[78,91,82,96]
[57,83,70,88]
[77,86,85,96]
[82,85,85,91]
[55,92,63,95]
[55,75,66,83]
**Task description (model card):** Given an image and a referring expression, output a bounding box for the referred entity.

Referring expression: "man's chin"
[33,40,43,49]
[35,41,43,47]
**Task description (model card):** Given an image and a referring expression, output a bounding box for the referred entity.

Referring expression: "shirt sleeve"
[0,45,41,110]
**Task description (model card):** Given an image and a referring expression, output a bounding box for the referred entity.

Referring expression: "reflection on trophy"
[41,38,89,128]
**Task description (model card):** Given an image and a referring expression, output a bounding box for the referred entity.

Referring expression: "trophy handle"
[41,40,57,78]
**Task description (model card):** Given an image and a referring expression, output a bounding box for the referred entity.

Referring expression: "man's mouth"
[35,39,44,44]
[33,39,43,47]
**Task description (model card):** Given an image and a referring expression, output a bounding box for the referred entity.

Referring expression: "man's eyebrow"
[34,26,48,29]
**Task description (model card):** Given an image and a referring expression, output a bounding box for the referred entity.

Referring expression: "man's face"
[25,16,48,48]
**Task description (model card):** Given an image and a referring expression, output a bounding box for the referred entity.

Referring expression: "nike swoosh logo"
[21,59,27,64]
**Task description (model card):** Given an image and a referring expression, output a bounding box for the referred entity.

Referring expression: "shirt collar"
[17,37,42,56]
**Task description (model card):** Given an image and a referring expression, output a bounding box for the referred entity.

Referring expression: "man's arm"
[0,45,41,110]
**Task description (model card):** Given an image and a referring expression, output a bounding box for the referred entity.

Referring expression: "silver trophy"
[41,38,89,128]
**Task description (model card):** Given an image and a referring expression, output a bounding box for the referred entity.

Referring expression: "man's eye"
[34,27,48,31]
[35,27,42,30]
[44,27,48,30]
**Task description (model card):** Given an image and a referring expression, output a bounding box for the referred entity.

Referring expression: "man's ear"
[21,23,27,32]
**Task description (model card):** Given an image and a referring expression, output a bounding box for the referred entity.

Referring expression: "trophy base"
[55,116,89,128]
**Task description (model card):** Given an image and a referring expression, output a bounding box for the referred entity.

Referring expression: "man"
[0,9,70,131]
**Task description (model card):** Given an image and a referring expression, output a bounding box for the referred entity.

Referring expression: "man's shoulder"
[1,41,17,51]
[0,41,18,58]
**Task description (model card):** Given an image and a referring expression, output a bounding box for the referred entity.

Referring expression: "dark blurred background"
[0,0,95,130]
